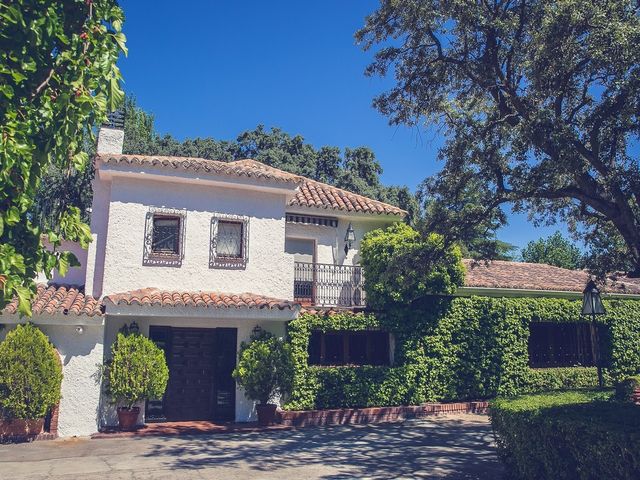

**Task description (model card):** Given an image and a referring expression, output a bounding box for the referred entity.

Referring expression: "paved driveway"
[0,414,503,479]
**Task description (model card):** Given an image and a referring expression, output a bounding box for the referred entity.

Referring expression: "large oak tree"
[357,0,640,275]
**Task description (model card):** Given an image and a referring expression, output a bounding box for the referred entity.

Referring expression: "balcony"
[294,262,366,308]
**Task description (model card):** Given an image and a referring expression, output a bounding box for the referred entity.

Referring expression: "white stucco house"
[0,121,406,437]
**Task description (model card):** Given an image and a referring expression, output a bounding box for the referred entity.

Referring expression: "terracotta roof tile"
[463,260,640,295]
[2,284,103,317]
[96,155,406,217]
[104,288,299,311]
[97,154,300,185]
[290,178,406,216]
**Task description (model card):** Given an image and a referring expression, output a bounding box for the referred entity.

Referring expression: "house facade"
[3,122,640,438]
[0,122,405,436]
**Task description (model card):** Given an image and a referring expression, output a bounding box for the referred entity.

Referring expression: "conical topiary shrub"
[0,324,62,436]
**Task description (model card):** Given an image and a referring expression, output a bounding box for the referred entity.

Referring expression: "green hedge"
[285,296,640,410]
[490,391,640,479]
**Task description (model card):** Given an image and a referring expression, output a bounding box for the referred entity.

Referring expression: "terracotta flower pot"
[256,404,278,426]
[117,407,140,431]
[0,418,44,437]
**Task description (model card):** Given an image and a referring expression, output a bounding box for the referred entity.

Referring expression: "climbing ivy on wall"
[284,297,640,410]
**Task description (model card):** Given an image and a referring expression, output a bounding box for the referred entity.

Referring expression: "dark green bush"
[490,390,640,480]
[360,223,465,308]
[521,367,602,393]
[106,332,169,409]
[0,324,62,419]
[233,329,294,405]
[614,375,640,402]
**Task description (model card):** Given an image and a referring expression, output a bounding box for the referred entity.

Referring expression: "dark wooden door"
[148,326,237,422]
[164,328,216,421]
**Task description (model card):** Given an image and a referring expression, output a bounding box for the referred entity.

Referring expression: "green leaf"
[14,286,32,317]
[113,32,128,56]
[71,151,89,170]
[5,207,20,226]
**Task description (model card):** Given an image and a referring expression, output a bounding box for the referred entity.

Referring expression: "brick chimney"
[96,110,124,154]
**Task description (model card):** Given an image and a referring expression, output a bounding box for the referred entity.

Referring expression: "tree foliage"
[0,324,62,419]
[521,232,585,270]
[232,328,294,405]
[0,0,126,315]
[105,332,169,409]
[360,223,465,308]
[357,0,640,276]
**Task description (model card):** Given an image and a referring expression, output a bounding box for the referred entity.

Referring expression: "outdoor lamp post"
[344,223,356,254]
[582,279,606,388]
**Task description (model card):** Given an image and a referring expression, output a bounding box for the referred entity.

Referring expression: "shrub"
[614,375,640,402]
[0,324,62,419]
[233,329,294,405]
[490,390,640,480]
[360,223,465,308]
[106,332,169,409]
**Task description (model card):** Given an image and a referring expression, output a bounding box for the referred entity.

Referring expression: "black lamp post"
[582,279,606,388]
[344,223,356,254]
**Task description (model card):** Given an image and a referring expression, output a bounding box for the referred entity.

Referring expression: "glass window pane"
[152,216,180,254]
[217,221,243,258]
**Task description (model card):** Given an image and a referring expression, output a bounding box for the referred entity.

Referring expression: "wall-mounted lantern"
[344,223,356,254]
[582,279,606,388]
[75,326,84,335]
[129,321,140,335]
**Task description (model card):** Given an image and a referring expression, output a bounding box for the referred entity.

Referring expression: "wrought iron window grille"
[143,207,187,267]
[210,213,249,269]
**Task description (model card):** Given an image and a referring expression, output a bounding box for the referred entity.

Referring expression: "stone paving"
[0,414,504,480]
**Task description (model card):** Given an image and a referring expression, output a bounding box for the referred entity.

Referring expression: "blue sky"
[118,0,564,250]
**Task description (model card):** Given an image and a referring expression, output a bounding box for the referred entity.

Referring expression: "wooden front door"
[148,327,237,422]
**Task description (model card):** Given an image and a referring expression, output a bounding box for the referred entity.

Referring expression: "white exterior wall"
[36,240,88,286]
[285,215,397,265]
[100,316,287,426]
[0,323,103,437]
[98,176,294,300]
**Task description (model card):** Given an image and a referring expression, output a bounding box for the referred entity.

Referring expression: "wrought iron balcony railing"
[294,262,366,307]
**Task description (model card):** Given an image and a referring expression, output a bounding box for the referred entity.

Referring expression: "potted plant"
[105,331,169,431]
[0,324,62,437]
[233,328,294,426]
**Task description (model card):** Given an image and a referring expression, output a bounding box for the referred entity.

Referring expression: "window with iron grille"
[210,214,249,268]
[308,331,390,366]
[143,208,186,267]
[528,322,602,368]
[152,216,181,255]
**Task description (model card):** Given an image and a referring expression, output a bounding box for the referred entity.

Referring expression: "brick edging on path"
[278,401,489,427]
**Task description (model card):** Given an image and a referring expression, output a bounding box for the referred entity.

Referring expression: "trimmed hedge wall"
[490,390,640,479]
[284,296,640,410]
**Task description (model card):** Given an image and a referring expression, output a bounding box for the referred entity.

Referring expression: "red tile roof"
[96,155,406,217]
[97,154,300,185]
[290,178,406,216]
[463,260,640,295]
[2,284,103,317]
[103,288,299,311]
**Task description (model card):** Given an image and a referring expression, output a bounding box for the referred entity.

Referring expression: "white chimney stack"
[96,110,124,154]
